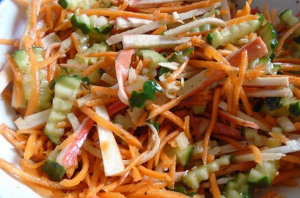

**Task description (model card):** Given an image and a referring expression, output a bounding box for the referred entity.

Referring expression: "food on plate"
[0,0,300,197]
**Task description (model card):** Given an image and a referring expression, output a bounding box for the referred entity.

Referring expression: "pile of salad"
[0,0,300,197]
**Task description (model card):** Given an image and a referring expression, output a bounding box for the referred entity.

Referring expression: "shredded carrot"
[272,170,295,185]
[202,87,221,164]
[152,25,167,35]
[85,52,119,57]
[281,155,300,164]
[213,134,247,150]
[232,50,248,116]
[209,172,221,198]
[148,95,185,120]
[38,50,63,69]
[80,8,153,20]
[0,38,18,45]
[236,0,251,17]
[215,161,256,176]
[23,34,40,116]
[247,144,262,165]
[91,86,118,96]
[239,88,253,116]
[275,21,300,57]
[227,14,258,26]
[137,165,171,181]
[71,33,82,53]
[82,57,115,76]
[263,3,271,22]
[5,54,22,82]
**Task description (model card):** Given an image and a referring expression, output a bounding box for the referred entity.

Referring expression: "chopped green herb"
[129,80,164,110]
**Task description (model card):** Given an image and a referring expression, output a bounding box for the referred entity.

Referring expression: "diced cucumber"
[247,161,279,188]
[67,41,111,65]
[136,49,167,68]
[44,76,81,144]
[183,155,233,189]
[258,22,278,60]
[58,0,97,10]
[207,15,264,48]
[42,148,66,182]
[168,47,194,64]
[280,9,300,37]
[192,104,207,115]
[13,48,52,111]
[223,173,253,198]
[71,14,112,35]
[289,101,300,117]
[175,145,195,167]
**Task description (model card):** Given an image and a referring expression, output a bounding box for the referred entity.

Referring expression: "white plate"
[0,0,299,197]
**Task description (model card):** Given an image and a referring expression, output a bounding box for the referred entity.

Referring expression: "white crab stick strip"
[115,49,135,105]
[107,20,166,45]
[116,17,152,30]
[95,105,125,176]
[164,17,226,37]
[122,34,191,49]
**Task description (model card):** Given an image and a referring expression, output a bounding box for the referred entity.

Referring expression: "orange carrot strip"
[91,86,118,96]
[209,173,221,198]
[202,87,221,164]
[248,144,262,165]
[166,58,189,83]
[0,38,18,45]
[152,25,167,35]
[85,52,118,57]
[293,87,300,99]
[80,8,153,20]
[38,50,63,69]
[80,106,142,148]
[23,34,40,116]
[232,50,247,116]
[137,165,171,181]
[71,32,82,53]
[275,21,300,57]
[184,116,193,144]
[213,134,247,150]
[148,95,184,120]
[226,15,258,27]
[29,0,39,30]
[167,155,176,189]
[263,3,271,22]
[24,134,37,160]
[215,161,256,176]
[281,155,300,164]
[82,57,115,76]
[239,88,253,116]
[272,170,295,185]
[264,115,277,128]
[13,78,24,108]
[5,54,22,82]
[236,1,250,17]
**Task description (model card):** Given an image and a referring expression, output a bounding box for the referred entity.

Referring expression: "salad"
[0,0,300,197]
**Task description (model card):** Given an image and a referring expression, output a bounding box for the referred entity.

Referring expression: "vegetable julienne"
[1,0,300,198]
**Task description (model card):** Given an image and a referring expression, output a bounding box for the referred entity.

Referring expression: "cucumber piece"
[175,145,195,167]
[67,41,111,65]
[280,9,300,36]
[44,76,81,144]
[192,104,207,115]
[168,47,194,64]
[258,22,278,60]
[264,97,283,111]
[136,49,167,68]
[58,0,97,10]
[71,14,112,35]
[223,173,253,198]
[183,155,233,189]
[42,148,66,182]
[289,101,300,117]
[13,48,52,111]
[247,161,279,188]
[207,15,264,48]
